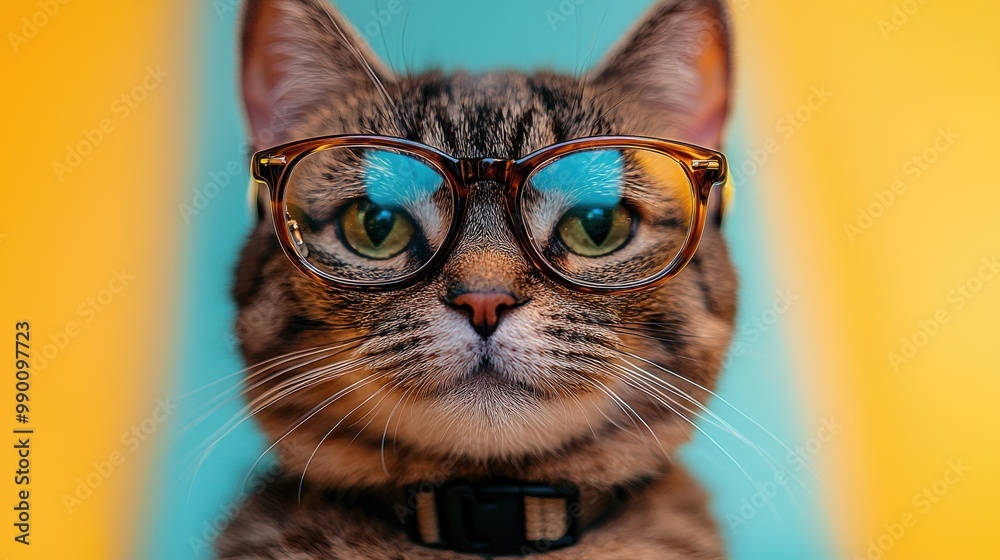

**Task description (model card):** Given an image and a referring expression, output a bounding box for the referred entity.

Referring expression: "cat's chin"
[444,371,538,400]
[393,372,615,460]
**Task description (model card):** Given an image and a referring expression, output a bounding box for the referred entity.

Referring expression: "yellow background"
[734,1,999,557]
[2,1,192,558]
[2,0,997,558]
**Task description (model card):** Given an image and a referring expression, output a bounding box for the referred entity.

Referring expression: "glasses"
[250,135,729,294]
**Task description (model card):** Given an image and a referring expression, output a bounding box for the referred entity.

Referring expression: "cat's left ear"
[240,0,393,149]
[589,0,731,149]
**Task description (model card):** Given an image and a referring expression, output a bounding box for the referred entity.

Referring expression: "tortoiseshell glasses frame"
[249,134,729,294]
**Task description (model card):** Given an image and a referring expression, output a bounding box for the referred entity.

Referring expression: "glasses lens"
[283,146,454,283]
[521,147,695,286]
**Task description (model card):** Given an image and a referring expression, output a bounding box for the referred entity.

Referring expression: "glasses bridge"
[457,158,516,184]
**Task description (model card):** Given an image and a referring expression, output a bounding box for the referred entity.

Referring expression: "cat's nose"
[444,291,519,339]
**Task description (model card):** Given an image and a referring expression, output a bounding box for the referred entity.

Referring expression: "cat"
[217,0,737,558]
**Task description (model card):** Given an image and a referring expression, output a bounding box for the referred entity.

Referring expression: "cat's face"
[234,0,736,470]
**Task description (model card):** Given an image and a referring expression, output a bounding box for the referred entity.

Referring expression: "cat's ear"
[589,0,730,148]
[240,0,392,148]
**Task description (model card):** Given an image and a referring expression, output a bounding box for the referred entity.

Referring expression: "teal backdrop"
[141,2,833,558]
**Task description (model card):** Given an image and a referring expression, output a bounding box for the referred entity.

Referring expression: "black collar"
[397,479,630,557]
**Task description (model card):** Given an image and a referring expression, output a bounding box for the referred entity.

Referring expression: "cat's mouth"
[431,357,545,399]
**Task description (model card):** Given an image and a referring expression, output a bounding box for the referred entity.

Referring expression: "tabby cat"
[218,0,737,557]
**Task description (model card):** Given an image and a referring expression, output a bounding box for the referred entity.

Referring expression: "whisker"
[316,7,394,112]
[175,341,365,441]
[608,368,805,514]
[615,348,825,489]
[380,381,420,474]
[234,360,384,492]
[183,356,376,497]
[604,366,787,517]
[610,348,824,520]
[587,377,667,457]
[297,375,396,501]
[176,341,359,402]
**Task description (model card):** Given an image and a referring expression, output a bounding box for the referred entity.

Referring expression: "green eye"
[557,204,633,257]
[340,198,415,259]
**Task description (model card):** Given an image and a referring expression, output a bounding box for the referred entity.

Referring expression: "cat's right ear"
[240,0,392,149]
[588,0,731,149]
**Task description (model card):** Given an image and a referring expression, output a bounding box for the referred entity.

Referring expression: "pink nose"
[447,291,518,339]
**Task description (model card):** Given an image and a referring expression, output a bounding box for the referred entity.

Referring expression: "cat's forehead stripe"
[393,72,576,159]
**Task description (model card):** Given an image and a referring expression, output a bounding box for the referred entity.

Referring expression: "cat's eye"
[521,146,696,285]
[557,204,632,256]
[277,144,455,284]
[340,198,415,259]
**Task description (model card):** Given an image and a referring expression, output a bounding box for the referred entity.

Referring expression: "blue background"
[141,1,832,558]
